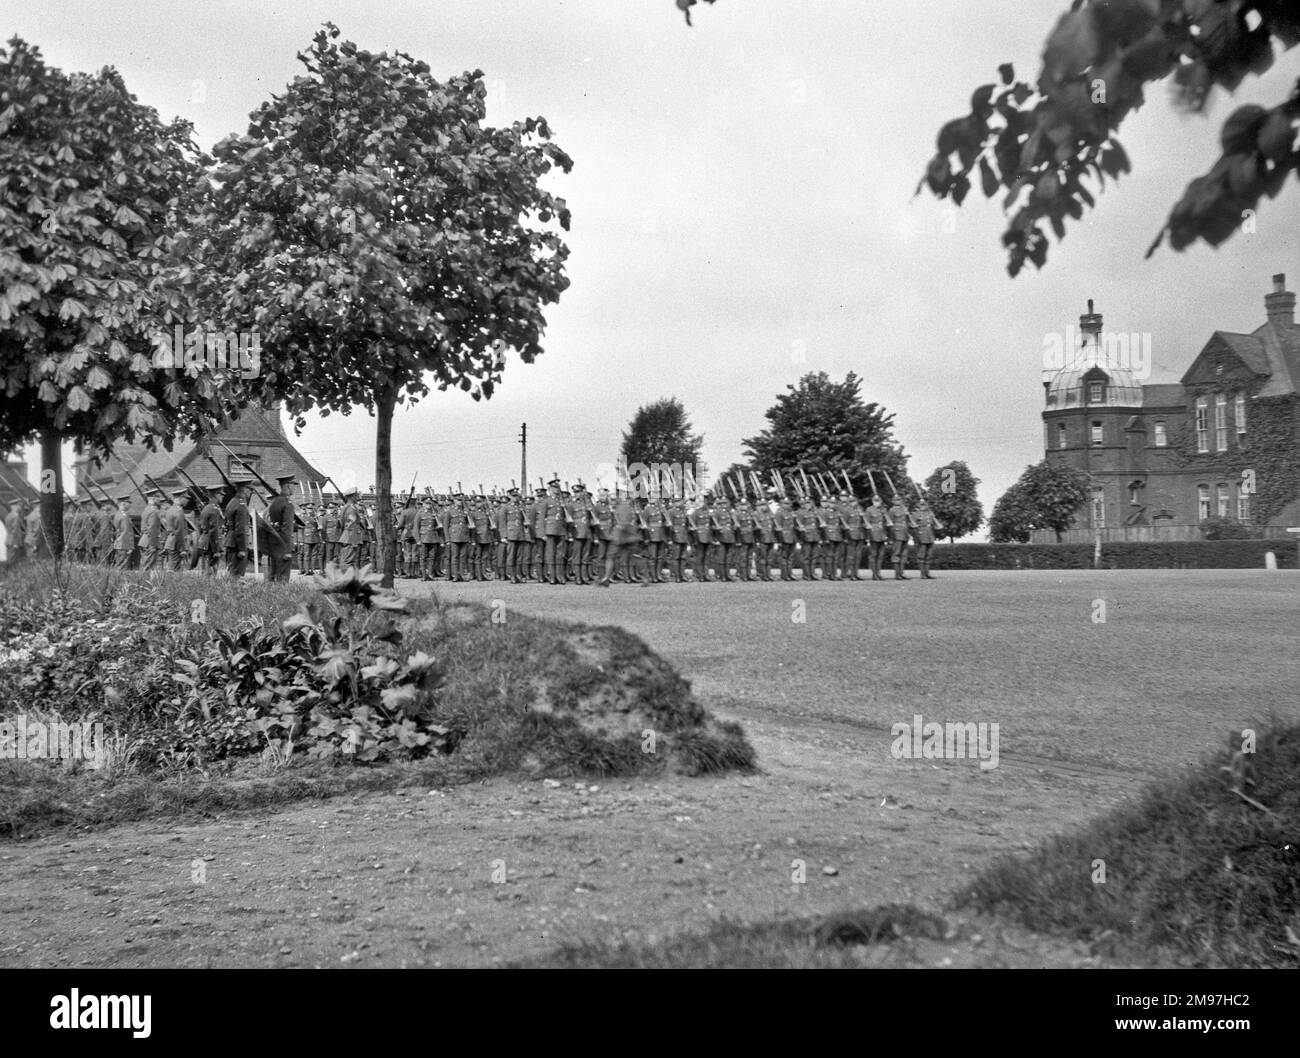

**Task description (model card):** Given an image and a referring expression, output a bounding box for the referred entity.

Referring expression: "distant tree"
[742,371,912,501]
[993,459,1090,542]
[924,461,983,542]
[187,24,572,586]
[918,1,1300,275]
[0,38,230,558]
[988,481,1033,543]
[620,397,705,482]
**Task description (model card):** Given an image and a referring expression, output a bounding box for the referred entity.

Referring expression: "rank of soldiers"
[9,467,944,583]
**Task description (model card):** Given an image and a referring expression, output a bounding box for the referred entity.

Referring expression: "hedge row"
[928,539,1298,570]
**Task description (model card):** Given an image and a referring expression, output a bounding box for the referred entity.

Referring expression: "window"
[1057,423,1068,449]
[1197,485,1210,521]
[1195,398,1208,453]
[1235,393,1246,435]
[1237,487,1251,523]
[1216,484,1229,518]
[1091,420,1103,446]
[1153,421,1167,447]
[1088,382,1103,403]
[1091,488,1105,529]
[1215,394,1227,451]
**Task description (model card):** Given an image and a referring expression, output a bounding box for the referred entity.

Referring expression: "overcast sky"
[13,0,1299,522]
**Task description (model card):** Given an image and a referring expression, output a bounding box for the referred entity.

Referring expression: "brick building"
[1038,272,1300,541]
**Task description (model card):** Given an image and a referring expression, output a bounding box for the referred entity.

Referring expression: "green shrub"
[930,539,1298,570]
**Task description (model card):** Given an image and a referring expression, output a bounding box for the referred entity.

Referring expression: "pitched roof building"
[76,402,327,504]
[1039,272,1300,539]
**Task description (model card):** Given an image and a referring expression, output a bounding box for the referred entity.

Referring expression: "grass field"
[0,568,1295,967]
[425,569,1300,776]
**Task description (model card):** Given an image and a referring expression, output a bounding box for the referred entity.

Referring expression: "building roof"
[0,461,38,509]
[1140,383,1185,408]
[1255,320,1300,398]
[78,403,327,500]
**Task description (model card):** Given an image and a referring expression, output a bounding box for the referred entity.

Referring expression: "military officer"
[865,492,890,580]
[888,494,914,580]
[794,497,821,580]
[910,497,944,580]
[264,474,297,582]
[161,489,189,571]
[138,490,164,571]
[687,493,714,582]
[642,490,668,583]
[322,500,341,567]
[819,492,846,581]
[732,496,756,581]
[565,483,595,585]
[301,501,321,573]
[844,493,867,580]
[751,492,777,581]
[224,481,253,576]
[712,495,737,582]
[667,495,691,582]
[112,494,136,569]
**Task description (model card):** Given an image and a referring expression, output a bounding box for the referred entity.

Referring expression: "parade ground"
[1,569,1295,968]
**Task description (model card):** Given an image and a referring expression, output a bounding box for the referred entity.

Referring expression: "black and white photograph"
[0,0,1297,1025]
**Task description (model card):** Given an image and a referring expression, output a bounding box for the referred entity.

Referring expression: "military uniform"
[773,500,797,580]
[113,498,136,569]
[910,500,943,580]
[140,496,163,571]
[865,496,890,580]
[667,499,691,581]
[712,498,737,582]
[301,504,321,572]
[565,486,595,584]
[794,501,821,579]
[323,503,341,567]
[732,499,755,581]
[888,498,914,580]
[687,498,714,582]
[444,497,470,580]
[265,475,297,582]
[643,496,667,583]
[161,491,188,571]
[751,497,777,581]
[224,488,252,576]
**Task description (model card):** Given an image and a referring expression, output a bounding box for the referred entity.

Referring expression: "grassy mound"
[407,599,756,779]
[0,564,754,838]
[954,720,1300,968]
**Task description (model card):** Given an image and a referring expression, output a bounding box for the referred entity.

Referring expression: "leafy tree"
[0,38,228,555]
[620,397,705,480]
[741,371,913,501]
[988,481,1034,543]
[924,461,983,542]
[993,459,1090,542]
[187,24,572,586]
[917,0,1300,275]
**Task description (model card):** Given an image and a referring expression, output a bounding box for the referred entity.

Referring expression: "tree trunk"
[40,428,64,560]
[375,387,397,589]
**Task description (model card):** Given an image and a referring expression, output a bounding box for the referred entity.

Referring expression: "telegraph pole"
[519,422,527,494]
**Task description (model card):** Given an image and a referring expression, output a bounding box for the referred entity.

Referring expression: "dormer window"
[1088,382,1104,403]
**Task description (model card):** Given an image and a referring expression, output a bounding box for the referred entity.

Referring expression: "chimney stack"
[1265,273,1295,326]
[1078,298,1103,364]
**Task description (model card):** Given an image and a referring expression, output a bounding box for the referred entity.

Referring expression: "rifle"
[209,436,278,498]
[841,469,857,500]
[864,468,881,498]
[881,469,902,500]
[798,466,813,500]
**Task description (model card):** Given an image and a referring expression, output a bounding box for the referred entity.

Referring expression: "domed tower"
[1042,301,1144,533]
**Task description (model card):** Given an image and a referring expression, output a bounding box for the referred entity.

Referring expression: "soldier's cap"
[172,488,190,498]
[507,487,519,495]
[118,493,133,502]
[275,473,296,484]
[547,478,560,487]
[345,486,359,497]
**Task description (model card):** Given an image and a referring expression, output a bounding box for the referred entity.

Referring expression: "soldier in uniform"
[751,491,777,581]
[794,497,821,580]
[565,483,594,585]
[415,497,437,579]
[139,490,164,571]
[589,489,612,582]
[888,494,914,580]
[444,493,470,580]
[24,500,44,559]
[910,496,944,580]
[4,500,27,563]
[322,500,341,568]
[112,494,136,569]
[712,495,737,582]
[161,489,188,571]
[301,501,321,573]
[642,490,668,583]
[667,495,691,582]
[773,495,797,580]
[541,479,567,585]
[598,489,644,587]
[337,488,362,569]
[499,489,523,583]
[394,496,416,578]
[844,493,867,580]
[265,474,297,582]
[223,482,253,576]
[472,495,495,580]
[191,487,223,575]
[819,491,846,581]
[732,495,755,581]
[864,492,890,580]
[687,493,714,582]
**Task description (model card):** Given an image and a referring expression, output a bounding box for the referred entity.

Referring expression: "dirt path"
[7,572,1264,968]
